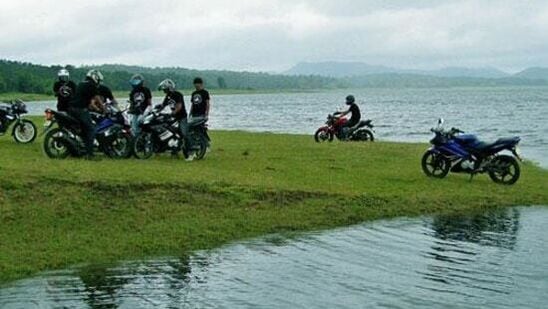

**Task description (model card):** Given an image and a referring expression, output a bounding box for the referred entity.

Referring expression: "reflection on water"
[1,206,548,308]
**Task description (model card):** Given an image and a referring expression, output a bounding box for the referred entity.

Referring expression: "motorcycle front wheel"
[488,155,520,185]
[421,150,451,179]
[13,119,37,144]
[314,128,334,143]
[43,128,70,159]
[104,132,132,159]
[133,132,155,160]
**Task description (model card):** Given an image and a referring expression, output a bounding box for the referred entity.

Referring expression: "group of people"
[53,69,210,161]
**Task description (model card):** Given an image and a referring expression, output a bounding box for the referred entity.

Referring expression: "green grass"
[0,118,547,284]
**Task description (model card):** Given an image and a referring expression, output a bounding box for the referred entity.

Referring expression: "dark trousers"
[69,107,95,156]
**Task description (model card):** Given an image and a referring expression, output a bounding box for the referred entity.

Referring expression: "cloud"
[1,0,548,71]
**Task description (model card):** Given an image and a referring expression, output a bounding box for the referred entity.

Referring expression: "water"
[1,206,547,308]
[26,87,548,167]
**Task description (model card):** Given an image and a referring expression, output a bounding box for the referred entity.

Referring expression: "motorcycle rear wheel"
[314,128,334,143]
[133,132,154,160]
[353,129,375,142]
[189,133,208,160]
[43,128,70,159]
[488,155,520,185]
[421,150,450,179]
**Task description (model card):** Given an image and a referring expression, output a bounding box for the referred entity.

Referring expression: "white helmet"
[58,69,70,81]
[158,79,176,92]
[86,69,104,85]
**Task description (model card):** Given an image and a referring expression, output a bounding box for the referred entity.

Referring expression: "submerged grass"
[0,121,547,283]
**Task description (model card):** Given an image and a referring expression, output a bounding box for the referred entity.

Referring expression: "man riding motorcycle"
[157,79,193,160]
[336,95,361,137]
[67,69,104,160]
[53,69,76,112]
[128,74,152,136]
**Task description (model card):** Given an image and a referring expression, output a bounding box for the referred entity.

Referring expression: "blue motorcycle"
[422,119,523,185]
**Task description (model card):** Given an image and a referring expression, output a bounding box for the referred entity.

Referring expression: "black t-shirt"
[348,103,361,125]
[53,81,76,110]
[162,91,187,120]
[97,85,114,103]
[190,89,210,117]
[129,86,152,115]
[69,81,98,109]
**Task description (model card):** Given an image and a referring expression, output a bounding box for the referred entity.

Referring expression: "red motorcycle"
[314,113,375,143]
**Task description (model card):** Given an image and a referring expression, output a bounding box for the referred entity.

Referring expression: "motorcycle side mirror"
[437,118,445,127]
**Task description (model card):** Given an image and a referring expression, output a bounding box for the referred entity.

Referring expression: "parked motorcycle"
[0,100,37,144]
[133,111,208,160]
[315,112,375,142]
[42,107,132,159]
[422,119,523,185]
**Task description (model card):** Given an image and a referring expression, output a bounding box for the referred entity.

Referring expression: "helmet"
[193,77,204,85]
[129,74,144,88]
[158,79,176,93]
[86,69,104,85]
[345,95,355,105]
[58,69,70,82]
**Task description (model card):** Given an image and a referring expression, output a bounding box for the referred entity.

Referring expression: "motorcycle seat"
[54,111,80,124]
[189,119,207,127]
[474,137,520,151]
[351,120,373,130]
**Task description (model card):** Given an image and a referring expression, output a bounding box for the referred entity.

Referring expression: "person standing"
[190,77,211,149]
[189,77,210,122]
[53,68,76,112]
[128,74,152,136]
[68,69,103,160]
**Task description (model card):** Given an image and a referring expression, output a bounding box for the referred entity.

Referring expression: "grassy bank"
[1,88,326,102]
[0,122,547,284]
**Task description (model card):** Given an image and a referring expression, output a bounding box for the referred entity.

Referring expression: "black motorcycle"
[43,107,132,159]
[133,112,208,160]
[0,100,37,144]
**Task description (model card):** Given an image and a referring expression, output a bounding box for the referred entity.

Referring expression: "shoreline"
[4,85,548,102]
[1,129,547,284]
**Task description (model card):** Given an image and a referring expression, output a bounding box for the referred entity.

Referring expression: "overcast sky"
[1,0,548,72]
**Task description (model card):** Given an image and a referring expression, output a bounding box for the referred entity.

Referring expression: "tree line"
[0,60,343,94]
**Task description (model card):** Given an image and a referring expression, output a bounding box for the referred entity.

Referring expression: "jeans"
[130,114,142,137]
[179,118,190,156]
[68,107,95,156]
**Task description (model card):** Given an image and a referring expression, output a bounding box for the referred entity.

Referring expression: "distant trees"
[0,60,341,94]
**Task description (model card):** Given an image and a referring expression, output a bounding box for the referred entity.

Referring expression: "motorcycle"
[315,112,375,143]
[0,100,37,144]
[422,119,523,185]
[133,111,208,160]
[42,106,132,159]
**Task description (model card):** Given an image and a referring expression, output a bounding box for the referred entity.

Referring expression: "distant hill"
[285,62,397,77]
[514,67,548,80]
[286,61,510,79]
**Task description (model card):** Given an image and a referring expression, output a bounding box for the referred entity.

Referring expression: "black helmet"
[346,95,355,105]
[130,74,144,88]
[193,77,204,85]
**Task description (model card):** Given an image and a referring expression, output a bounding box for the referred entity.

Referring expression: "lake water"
[1,206,547,308]
[26,86,548,167]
